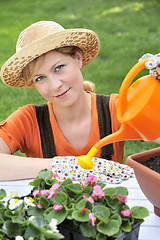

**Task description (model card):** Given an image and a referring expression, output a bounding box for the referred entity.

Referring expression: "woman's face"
[28,49,84,107]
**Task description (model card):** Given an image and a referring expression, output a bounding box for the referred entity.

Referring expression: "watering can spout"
[77,123,143,169]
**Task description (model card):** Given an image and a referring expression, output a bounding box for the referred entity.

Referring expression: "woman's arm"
[0,137,52,181]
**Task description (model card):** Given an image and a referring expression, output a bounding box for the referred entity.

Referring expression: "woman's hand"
[141,53,160,81]
[152,137,160,144]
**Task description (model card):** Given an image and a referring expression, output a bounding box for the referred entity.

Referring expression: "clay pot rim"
[126,146,160,181]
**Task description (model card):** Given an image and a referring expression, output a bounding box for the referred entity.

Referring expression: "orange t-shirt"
[0,93,124,163]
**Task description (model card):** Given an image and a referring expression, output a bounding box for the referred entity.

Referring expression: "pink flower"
[83,195,94,203]
[80,208,88,212]
[78,180,84,185]
[47,183,60,199]
[89,213,96,226]
[39,190,48,196]
[51,183,60,190]
[32,189,39,197]
[47,189,56,199]
[37,203,43,209]
[121,209,133,217]
[85,175,97,185]
[53,204,63,211]
[115,195,127,203]
[92,185,105,199]
[50,172,59,179]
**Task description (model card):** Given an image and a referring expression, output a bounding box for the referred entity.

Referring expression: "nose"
[48,76,62,91]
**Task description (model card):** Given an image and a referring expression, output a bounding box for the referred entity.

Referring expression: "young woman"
[0,21,124,180]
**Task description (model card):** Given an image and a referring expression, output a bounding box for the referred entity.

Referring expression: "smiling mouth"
[55,88,71,98]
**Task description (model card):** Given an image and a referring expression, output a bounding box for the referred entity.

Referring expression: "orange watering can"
[78,57,160,169]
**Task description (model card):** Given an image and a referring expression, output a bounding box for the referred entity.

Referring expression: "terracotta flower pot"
[126,147,160,217]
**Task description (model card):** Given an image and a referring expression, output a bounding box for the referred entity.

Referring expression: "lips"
[55,88,71,98]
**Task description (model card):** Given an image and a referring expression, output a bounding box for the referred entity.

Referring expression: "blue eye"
[55,65,64,72]
[35,76,45,82]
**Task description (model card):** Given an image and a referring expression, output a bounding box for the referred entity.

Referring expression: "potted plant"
[126,146,160,217]
[0,169,149,240]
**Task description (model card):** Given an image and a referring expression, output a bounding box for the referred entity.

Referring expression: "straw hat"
[0,21,100,88]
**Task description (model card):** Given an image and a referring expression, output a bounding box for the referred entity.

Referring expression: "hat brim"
[1,29,100,88]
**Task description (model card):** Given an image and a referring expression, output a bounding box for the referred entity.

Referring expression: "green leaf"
[86,201,93,211]
[39,196,50,209]
[72,219,80,228]
[103,188,117,196]
[79,222,96,238]
[72,209,90,222]
[113,204,125,215]
[0,208,6,219]
[83,185,93,194]
[25,217,64,239]
[96,232,106,240]
[44,207,54,218]
[40,235,46,240]
[65,183,83,194]
[45,178,59,186]
[12,216,27,225]
[103,187,128,197]
[93,205,110,221]
[76,199,86,210]
[0,200,5,207]
[5,209,20,218]
[29,178,41,188]
[66,203,75,220]
[0,216,4,224]
[61,178,72,186]
[67,202,74,209]
[121,220,132,232]
[114,187,128,196]
[46,208,67,224]
[32,217,48,228]
[112,229,123,238]
[0,189,6,200]
[2,220,23,238]
[131,206,149,219]
[135,218,144,224]
[97,219,119,236]
[110,214,122,226]
[128,215,134,225]
[29,169,56,190]
[40,227,64,239]
[24,223,40,239]
[38,169,52,180]
[54,192,67,205]
[66,213,73,220]
[0,233,5,240]
[105,195,119,209]
[28,206,44,218]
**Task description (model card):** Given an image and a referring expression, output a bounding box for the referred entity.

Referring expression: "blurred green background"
[0,0,160,161]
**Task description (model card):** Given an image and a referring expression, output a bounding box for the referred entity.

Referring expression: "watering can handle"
[117,57,151,117]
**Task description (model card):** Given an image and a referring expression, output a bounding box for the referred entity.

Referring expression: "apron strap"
[96,94,113,159]
[35,104,57,158]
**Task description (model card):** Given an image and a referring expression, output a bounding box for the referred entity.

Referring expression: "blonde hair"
[23,55,45,86]
[23,46,95,92]
[83,80,95,92]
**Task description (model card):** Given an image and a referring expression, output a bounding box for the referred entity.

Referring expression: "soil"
[142,155,160,174]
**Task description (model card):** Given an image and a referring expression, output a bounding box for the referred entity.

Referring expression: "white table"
[0,177,160,240]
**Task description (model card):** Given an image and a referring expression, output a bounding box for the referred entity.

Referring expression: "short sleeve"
[0,104,42,157]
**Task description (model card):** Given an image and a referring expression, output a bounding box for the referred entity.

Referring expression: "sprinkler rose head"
[77,155,93,169]
[77,147,98,169]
